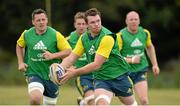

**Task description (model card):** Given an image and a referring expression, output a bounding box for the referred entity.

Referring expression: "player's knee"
[28,82,44,94]
[28,82,44,105]
[87,99,94,105]
[139,98,149,105]
[80,94,95,105]
[85,94,95,105]
[43,96,58,105]
[130,100,138,106]
[30,95,42,105]
[122,100,137,106]
[95,95,111,105]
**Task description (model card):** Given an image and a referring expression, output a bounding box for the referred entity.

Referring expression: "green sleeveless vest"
[81,27,130,80]
[24,26,61,80]
[120,27,149,72]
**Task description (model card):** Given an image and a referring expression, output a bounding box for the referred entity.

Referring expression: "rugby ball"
[49,63,65,85]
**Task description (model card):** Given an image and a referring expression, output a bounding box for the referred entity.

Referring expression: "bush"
[0,51,180,88]
[148,58,180,88]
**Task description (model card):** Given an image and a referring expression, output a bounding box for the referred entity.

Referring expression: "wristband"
[131,56,136,63]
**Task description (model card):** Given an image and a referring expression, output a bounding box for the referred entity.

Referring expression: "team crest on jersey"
[33,40,47,50]
[131,38,142,47]
[88,45,95,55]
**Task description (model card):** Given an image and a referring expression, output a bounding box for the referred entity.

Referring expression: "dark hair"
[85,8,101,22]
[32,8,47,20]
[74,12,85,22]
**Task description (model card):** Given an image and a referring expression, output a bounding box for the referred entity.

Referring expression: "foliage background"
[0,0,179,88]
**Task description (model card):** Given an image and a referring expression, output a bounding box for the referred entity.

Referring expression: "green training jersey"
[68,31,88,68]
[24,27,61,80]
[81,26,130,80]
[119,27,149,72]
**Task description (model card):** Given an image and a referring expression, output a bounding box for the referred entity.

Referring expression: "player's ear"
[125,19,128,25]
[74,22,76,29]
[32,20,35,26]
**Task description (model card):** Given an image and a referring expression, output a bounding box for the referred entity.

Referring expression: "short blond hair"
[74,12,85,22]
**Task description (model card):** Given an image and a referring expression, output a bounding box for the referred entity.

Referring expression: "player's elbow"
[66,49,72,55]
[62,49,72,58]
[93,62,103,70]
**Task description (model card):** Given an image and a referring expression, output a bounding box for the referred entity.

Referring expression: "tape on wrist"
[131,56,136,63]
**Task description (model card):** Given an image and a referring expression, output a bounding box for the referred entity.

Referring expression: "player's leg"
[94,79,114,105]
[43,79,59,105]
[114,73,137,105]
[79,90,94,106]
[130,70,149,105]
[27,75,44,105]
[75,76,84,105]
[95,88,113,105]
[75,75,95,105]
[134,79,148,105]
[43,96,58,106]
[83,90,95,105]
[118,95,137,106]
[129,68,149,105]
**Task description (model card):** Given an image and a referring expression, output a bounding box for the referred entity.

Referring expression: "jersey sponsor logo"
[31,58,47,61]
[88,45,96,55]
[31,40,48,62]
[134,49,141,54]
[131,38,142,47]
[33,40,47,50]
[126,52,144,57]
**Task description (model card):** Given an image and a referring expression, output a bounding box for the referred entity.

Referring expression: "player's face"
[87,15,101,36]
[32,13,48,34]
[126,12,140,33]
[74,18,87,35]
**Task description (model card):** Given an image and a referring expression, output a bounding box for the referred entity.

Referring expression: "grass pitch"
[0,85,180,105]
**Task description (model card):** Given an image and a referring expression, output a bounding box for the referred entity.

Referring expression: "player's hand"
[59,67,76,85]
[131,55,141,64]
[42,50,54,60]
[18,63,28,72]
[152,65,160,76]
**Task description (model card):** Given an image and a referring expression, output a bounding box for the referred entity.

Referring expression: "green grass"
[0,86,180,105]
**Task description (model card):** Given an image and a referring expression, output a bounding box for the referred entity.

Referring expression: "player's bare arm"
[42,49,71,60]
[60,54,106,85]
[16,44,28,72]
[146,44,160,76]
